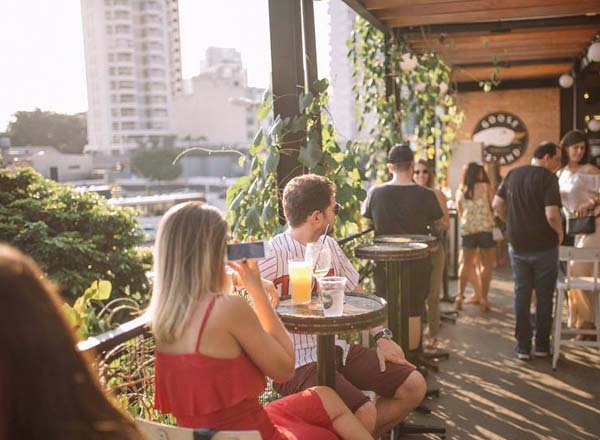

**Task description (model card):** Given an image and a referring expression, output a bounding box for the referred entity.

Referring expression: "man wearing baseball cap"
[363,144,444,351]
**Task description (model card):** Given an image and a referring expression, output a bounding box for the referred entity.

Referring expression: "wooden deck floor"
[409,267,600,440]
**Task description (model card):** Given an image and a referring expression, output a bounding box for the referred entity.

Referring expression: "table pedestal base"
[317,334,336,387]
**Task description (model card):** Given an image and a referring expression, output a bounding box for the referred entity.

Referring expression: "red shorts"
[274,345,416,413]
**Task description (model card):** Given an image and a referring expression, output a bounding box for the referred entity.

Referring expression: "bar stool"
[553,246,600,370]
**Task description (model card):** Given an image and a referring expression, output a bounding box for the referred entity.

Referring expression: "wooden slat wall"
[453,62,572,82]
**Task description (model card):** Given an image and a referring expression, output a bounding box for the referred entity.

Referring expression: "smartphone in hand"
[226,241,272,261]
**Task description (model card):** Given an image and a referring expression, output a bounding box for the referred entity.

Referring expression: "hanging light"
[588,41,600,62]
[588,118,600,132]
[558,73,574,88]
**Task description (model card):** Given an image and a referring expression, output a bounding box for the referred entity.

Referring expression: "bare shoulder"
[213,295,253,321]
[581,164,600,175]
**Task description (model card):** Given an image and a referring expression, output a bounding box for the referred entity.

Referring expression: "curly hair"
[282,174,335,228]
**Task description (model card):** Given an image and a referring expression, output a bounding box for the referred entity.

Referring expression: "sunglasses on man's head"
[414,170,429,175]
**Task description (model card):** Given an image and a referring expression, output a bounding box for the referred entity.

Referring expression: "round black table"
[277,293,387,388]
[355,242,429,352]
[374,234,439,253]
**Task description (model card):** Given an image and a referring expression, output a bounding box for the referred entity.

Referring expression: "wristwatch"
[373,328,393,343]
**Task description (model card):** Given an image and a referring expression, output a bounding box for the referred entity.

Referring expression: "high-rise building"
[328,1,358,143]
[81,0,182,154]
[172,47,265,148]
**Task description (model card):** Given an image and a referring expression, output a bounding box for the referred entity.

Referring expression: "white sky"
[0,0,331,131]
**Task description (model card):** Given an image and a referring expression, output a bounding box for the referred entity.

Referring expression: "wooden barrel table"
[355,242,429,352]
[277,293,387,388]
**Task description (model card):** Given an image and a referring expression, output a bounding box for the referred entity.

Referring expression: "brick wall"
[455,87,560,176]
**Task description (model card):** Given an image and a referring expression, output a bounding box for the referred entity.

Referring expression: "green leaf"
[91,280,112,300]
[263,149,280,175]
[313,78,329,93]
[247,206,261,230]
[299,93,314,112]
[252,129,263,148]
[298,137,322,169]
[267,117,284,139]
[256,100,271,121]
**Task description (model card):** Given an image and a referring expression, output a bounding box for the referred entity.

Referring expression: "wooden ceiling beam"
[392,14,600,34]
[452,63,572,82]
[338,0,389,34]
[444,48,579,64]
[407,27,598,47]
[456,77,558,90]
[376,0,600,18]
[385,3,600,28]
[411,40,587,53]
[452,57,574,68]
[365,0,476,9]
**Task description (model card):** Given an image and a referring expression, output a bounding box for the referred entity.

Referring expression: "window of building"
[108,53,115,62]
[121,121,136,130]
[106,25,113,34]
[120,94,135,103]
[117,52,132,62]
[67,165,81,170]
[112,135,121,143]
[112,122,120,130]
[105,11,111,19]
[109,67,116,75]
[113,0,129,6]
[111,108,118,117]
[118,66,133,75]
[114,10,130,19]
[121,108,136,116]
[115,24,131,34]
[118,81,135,89]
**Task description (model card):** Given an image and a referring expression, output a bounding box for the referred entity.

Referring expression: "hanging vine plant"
[225,79,367,241]
[349,19,464,187]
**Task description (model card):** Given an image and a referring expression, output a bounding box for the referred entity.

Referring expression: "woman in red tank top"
[150,202,373,440]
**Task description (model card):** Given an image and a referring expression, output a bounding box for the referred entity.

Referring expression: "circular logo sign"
[472,112,528,165]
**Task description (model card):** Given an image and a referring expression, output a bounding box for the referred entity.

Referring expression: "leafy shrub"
[131,148,183,181]
[0,167,152,302]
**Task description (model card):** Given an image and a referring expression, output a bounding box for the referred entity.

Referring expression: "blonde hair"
[150,202,228,344]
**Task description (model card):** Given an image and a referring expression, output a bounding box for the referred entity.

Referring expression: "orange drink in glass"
[288,259,312,304]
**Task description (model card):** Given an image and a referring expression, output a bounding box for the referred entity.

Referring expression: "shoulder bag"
[567,211,596,235]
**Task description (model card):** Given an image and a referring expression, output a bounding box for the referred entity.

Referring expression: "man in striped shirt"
[259,174,426,437]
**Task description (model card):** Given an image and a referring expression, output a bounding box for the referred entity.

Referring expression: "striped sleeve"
[258,238,278,281]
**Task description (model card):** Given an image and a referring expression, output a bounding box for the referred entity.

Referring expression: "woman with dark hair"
[0,244,144,440]
[413,159,449,350]
[558,130,600,337]
[455,162,495,312]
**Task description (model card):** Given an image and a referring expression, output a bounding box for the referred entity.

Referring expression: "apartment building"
[81,0,182,155]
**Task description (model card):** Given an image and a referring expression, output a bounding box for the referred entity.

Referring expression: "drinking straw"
[312,224,329,274]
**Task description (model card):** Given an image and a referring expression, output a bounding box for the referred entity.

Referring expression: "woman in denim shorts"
[455,163,496,312]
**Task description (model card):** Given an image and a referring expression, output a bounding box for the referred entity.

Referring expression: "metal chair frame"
[553,246,600,370]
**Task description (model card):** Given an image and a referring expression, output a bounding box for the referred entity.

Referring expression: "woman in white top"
[558,129,600,337]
